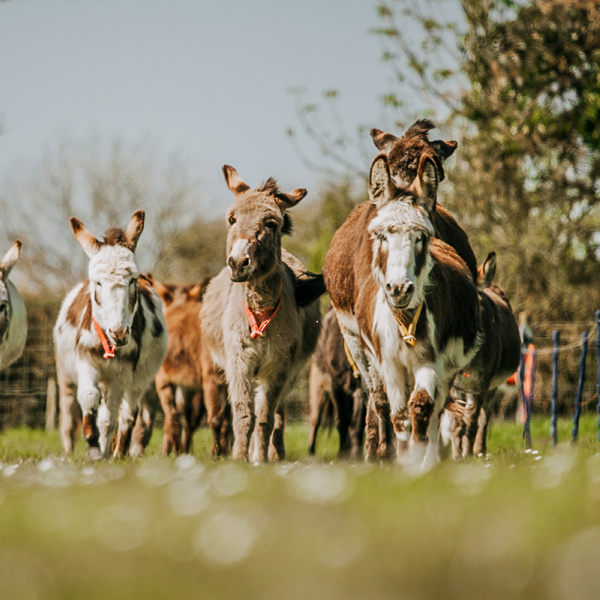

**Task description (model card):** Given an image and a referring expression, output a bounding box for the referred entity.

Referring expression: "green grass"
[1,415,600,600]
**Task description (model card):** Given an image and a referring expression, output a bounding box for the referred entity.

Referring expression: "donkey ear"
[275,188,307,209]
[222,165,250,196]
[409,155,438,213]
[370,128,398,153]
[369,154,396,207]
[70,217,101,258]
[430,139,458,161]
[152,278,174,307]
[0,240,21,279]
[477,251,497,289]
[125,210,145,251]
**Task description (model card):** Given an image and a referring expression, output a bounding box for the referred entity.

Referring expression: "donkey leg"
[77,370,102,460]
[307,362,328,456]
[129,385,158,457]
[112,397,139,458]
[228,368,256,462]
[462,393,483,458]
[473,407,489,456]
[182,390,203,454]
[269,404,286,462]
[155,372,182,455]
[252,382,275,463]
[349,387,366,460]
[58,377,80,454]
[203,369,227,457]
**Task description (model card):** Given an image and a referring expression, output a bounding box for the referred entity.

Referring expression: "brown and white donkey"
[54,211,168,459]
[323,153,482,467]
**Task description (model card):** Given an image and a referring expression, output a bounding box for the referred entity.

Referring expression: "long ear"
[430,139,458,161]
[275,188,307,209]
[409,155,438,213]
[370,128,399,153]
[369,154,396,207]
[0,240,21,279]
[152,279,174,307]
[222,165,250,195]
[70,217,101,258]
[477,251,497,289]
[125,210,145,251]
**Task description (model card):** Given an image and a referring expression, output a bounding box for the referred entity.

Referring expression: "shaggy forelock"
[368,198,435,239]
[404,118,436,142]
[103,227,133,249]
[255,177,280,195]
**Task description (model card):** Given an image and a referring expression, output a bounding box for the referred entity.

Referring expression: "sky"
[0,0,394,209]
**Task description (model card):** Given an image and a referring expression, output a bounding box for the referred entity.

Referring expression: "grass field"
[1,414,600,600]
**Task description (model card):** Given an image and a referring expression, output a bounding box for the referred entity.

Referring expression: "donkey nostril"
[240,257,250,268]
[404,282,414,295]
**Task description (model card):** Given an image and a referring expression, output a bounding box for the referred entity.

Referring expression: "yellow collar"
[392,302,424,347]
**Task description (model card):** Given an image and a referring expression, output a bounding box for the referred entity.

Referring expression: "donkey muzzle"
[227,255,254,282]
[385,279,414,308]
[108,325,131,346]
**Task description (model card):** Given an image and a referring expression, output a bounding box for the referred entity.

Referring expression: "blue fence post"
[572,331,588,444]
[551,330,560,446]
[596,310,600,442]
[522,346,536,450]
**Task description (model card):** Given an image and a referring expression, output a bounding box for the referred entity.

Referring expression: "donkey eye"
[228,214,237,226]
[264,219,278,231]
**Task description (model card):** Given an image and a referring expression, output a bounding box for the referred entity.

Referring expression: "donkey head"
[368,153,438,310]
[371,119,457,188]
[0,241,22,340]
[70,210,145,347]
[222,165,307,282]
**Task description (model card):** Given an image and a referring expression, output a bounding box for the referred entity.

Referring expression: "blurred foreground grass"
[0,414,599,600]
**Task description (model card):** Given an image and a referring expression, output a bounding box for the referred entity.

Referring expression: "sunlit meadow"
[1,415,600,600]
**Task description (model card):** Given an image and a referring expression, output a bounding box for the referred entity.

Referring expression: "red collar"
[93,318,116,359]
[242,280,284,339]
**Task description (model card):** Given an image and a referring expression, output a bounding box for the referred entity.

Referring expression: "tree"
[0,135,205,293]
[289,0,600,320]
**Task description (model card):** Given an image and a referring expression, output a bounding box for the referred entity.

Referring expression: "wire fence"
[1,309,599,431]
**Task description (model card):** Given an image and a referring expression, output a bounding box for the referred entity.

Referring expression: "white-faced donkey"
[54,211,168,459]
[201,165,324,462]
[0,241,27,371]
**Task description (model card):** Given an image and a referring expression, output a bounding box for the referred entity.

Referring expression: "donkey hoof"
[87,447,102,461]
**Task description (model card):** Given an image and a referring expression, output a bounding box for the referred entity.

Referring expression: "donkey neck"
[242,264,284,312]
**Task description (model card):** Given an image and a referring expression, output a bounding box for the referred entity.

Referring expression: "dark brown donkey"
[440,251,521,458]
[371,119,478,282]
[201,166,323,462]
[323,153,481,467]
[307,305,366,459]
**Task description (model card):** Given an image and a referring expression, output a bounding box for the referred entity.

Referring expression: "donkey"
[441,251,521,458]
[54,211,168,459]
[153,281,230,456]
[371,119,478,282]
[200,165,323,462]
[323,153,481,466]
[308,305,366,459]
[0,241,27,371]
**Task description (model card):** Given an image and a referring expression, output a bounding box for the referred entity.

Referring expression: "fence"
[1,307,599,432]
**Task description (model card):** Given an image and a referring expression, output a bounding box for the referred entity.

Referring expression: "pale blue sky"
[0,0,394,204]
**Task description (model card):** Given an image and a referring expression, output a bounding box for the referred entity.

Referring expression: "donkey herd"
[1,119,522,467]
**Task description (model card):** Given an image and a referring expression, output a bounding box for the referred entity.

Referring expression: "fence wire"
[1,313,598,431]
